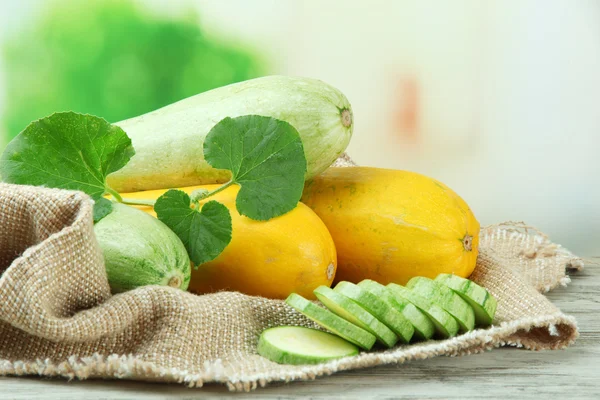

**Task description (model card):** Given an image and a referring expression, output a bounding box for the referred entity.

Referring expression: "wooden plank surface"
[1,265,598,400]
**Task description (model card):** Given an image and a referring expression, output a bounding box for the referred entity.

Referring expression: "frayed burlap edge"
[0,312,578,392]
[480,221,585,293]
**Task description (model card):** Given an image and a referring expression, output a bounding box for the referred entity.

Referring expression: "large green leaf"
[0,111,134,199]
[203,115,307,221]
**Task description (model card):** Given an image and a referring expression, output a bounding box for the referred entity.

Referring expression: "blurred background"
[0,0,598,255]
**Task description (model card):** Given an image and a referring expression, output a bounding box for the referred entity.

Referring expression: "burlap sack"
[0,156,582,392]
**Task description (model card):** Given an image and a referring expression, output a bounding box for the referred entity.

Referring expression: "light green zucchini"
[107,75,354,192]
[93,203,191,293]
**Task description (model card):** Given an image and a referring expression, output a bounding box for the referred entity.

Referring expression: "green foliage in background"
[1,0,265,142]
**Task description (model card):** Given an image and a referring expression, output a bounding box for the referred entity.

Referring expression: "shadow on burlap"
[0,155,583,391]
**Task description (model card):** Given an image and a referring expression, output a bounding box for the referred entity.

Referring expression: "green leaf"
[0,112,135,200]
[203,115,307,221]
[154,189,232,266]
[93,197,113,223]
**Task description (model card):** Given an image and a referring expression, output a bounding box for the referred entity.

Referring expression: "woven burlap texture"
[0,169,582,392]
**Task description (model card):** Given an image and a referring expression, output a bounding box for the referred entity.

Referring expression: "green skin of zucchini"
[334,281,414,344]
[93,203,191,293]
[314,286,399,348]
[285,293,376,351]
[357,279,435,341]
[407,277,476,332]
[388,283,460,339]
[107,76,354,193]
[435,273,497,326]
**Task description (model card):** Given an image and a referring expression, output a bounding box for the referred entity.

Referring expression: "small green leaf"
[203,115,307,221]
[93,197,113,223]
[0,112,135,200]
[154,189,232,266]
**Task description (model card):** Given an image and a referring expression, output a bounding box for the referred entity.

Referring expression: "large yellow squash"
[301,167,479,285]
[122,185,337,299]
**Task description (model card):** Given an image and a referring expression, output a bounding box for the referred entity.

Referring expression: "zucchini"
[407,277,475,332]
[358,279,435,340]
[314,286,399,348]
[285,293,376,350]
[387,283,460,339]
[107,76,354,192]
[94,203,191,293]
[334,281,414,344]
[435,273,497,326]
[257,326,359,365]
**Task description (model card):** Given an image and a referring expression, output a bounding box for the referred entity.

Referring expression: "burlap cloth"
[0,155,583,392]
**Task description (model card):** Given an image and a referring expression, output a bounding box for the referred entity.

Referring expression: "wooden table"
[1,265,598,400]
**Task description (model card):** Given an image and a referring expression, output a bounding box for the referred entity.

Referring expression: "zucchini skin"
[107,76,353,193]
[94,203,191,293]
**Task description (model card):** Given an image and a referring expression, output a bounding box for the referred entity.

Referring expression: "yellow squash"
[301,167,479,285]
[122,185,337,299]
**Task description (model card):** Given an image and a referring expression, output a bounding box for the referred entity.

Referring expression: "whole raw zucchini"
[107,76,354,192]
[94,203,191,293]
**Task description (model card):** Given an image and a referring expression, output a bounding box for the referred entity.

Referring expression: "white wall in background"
[479,1,600,255]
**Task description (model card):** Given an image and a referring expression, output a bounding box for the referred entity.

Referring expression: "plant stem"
[121,198,156,207]
[108,182,235,208]
[106,186,124,203]
[203,180,235,200]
